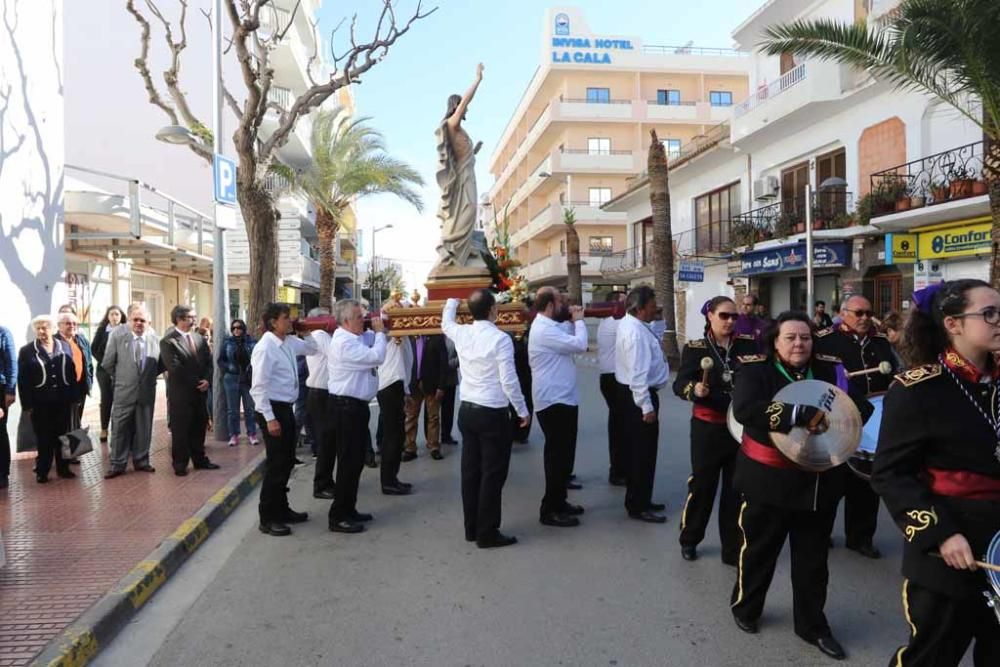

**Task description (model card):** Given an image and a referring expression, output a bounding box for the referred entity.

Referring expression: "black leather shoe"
[329,520,364,534]
[395,481,413,491]
[560,503,585,516]
[174,468,188,477]
[293,458,305,466]
[540,513,580,527]
[681,545,698,561]
[628,511,667,524]
[364,450,378,468]
[648,502,666,512]
[807,635,846,660]
[193,461,220,470]
[382,482,412,496]
[57,469,76,479]
[430,449,444,460]
[722,554,739,567]
[282,509,308,524]
[846,543,881,559]
[349,511,373,523]
[608,474,627,486]
[0,476,8,489]
[313,488,335,500]
[733,615,758,634]
[566,481,582,490]
[401,450,417,462]
[36,474,48,484]
[477,533,518,549]
[442,438,458,445]
[104,469,126,479]
[259,521,292,537]
[135,465,156,473]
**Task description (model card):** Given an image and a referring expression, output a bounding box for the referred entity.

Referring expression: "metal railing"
[267,85,293,112]
[561,96,631,105]
[734,63,807,117]
[642,45,748,57]
[561,148,633,156]
[601,242,654,273]
[259,6,292,37]
[646,99,697,106]
[869,141,987,218]
[263,172,293,196]
[729,190,854,246]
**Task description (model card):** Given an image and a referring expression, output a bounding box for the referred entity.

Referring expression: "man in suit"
[160,304,218,475]
[103,306,163,477]
[403,334,449,461]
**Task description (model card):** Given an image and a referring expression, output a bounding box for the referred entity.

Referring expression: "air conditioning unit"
[753,176,780,200]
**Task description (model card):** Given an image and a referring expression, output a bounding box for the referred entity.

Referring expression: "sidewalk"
[0,387,261,667]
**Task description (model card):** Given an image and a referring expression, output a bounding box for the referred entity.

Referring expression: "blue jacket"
[55,332,94,394]
[18,339,78,410]
[218,334,256,380]
[0,325,16,396]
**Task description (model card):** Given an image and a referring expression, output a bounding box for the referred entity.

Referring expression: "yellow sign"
[886,233,917,264]
[277,286,301,304]
[916,218,991,260]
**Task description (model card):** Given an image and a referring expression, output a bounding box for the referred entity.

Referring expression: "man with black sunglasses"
[815,294,897,559]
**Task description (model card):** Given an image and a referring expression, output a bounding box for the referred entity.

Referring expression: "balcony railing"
[267,85,293,112]
[601,242,654,274]
[642,45,748,57]
[729,191,854,246]
[561,97,631,105]
[259,6,292,37]
[646,99,697,106]
[734,63,807,117]
[263,172,293,196]
[869,141,987,219]
[561,148,633,156]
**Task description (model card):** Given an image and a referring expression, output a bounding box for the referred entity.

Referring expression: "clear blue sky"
[316,0,754,288]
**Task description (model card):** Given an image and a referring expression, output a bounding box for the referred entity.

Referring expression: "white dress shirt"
[327,327,387,401]
[378,336,413,394]
[528,313,588,412]
[250,331,319,421]
[305,330,331,391]
[597,316,621,374]
[615,313,670,415]
[441,298,528,417]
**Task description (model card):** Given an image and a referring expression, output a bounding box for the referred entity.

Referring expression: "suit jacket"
[409,335,449,394]
[55,332,94,395]
[160,328,213,404]
[102,330,163,407]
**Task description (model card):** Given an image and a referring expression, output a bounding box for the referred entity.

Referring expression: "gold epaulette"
[894,364,942,387]
[738,354,767,363]
[815,354,842,364]
[688,339,706,348]
[736,334,756,341]
[815,327,834,338]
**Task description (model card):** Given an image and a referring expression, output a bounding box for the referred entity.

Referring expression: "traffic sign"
[213,154,237,206]
[679,260,704,282]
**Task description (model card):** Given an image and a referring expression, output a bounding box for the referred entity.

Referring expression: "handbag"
[60,426,94,460]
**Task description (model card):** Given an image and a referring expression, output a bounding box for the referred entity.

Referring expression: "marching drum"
[986,530,1000,625]
[846,393,884,480]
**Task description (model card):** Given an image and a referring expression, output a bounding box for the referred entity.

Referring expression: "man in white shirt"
[377,319,413,495]
[597,291,627,486]
[443,289,529,549]
[327,299,387,534]
[529,287,588,528]
[250,303,321,537]
[615,285,670,524]
[304,307,336,500]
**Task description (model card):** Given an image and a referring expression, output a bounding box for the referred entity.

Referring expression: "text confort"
[551,37,635,65]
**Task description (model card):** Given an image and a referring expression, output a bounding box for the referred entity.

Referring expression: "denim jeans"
[223,373,257,436]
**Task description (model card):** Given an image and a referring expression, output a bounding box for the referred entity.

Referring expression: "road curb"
[33,452,267,667]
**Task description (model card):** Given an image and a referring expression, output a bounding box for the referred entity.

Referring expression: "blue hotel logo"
[554,13,570,35]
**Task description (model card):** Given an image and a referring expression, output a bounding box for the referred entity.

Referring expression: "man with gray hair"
[305,307,336,499]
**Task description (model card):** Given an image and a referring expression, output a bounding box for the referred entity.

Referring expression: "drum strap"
[694,404,727,424]
[925,467,1000,501]
[741,434,799,470]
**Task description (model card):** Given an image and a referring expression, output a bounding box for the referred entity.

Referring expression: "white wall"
[922,100,982,157]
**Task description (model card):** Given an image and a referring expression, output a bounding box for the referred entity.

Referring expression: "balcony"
[555,148,638,172]
[510,202,628,246]
[730,191,855,248]
[555,97,633,120]
[601,242,654,275]
[521,253,604,284]
[868,141,991,230]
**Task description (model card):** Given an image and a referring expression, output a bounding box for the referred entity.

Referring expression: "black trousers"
[599,373,624,479]
[169,393,209,471]
[31,403,71,477]
[255,401,297,522]
[619,385,659,514]
[309,388,335,493]
[680,418,741,562]
[888,579,1000,666]
[328,395,369,523]
[377,381,405,486]
[731,499,837,640]
[459,402,513,542]
[97,368,114,432]
[842,471,880,547]
[0,405,10,479]
[537,404,578,516]
[440,385,457,441]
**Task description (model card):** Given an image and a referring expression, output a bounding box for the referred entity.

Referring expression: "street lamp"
[371,224,393,310]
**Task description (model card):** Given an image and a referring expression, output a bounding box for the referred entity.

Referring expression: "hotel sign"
[551,14,634,65]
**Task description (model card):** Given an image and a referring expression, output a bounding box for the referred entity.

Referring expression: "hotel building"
[487,8,750,302]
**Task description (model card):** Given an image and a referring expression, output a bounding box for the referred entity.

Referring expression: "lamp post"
[371,223,393,310]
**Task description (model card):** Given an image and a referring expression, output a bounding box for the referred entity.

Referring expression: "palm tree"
[649,129,680,366]
[563,207,582,305]
[758,0,1000,286]
[274,109,424,308]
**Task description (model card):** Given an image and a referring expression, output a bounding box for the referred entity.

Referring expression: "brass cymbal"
[770,380,862,472]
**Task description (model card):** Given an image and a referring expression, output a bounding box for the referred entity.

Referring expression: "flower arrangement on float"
[480,203,526,304]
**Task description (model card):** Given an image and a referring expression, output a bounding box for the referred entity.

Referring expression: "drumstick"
[930,552,1000,573]
[700,357,714,388]
[846,361,893,379]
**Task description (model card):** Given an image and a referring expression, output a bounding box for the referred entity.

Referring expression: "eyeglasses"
[715,312,739,321]
[231,326,244,332]
[846,309,874,318]
[132,318,147,323]
[954,307,1000,326]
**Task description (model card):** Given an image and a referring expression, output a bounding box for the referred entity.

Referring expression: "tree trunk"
[985,131,1000,291]
[565,219,582,305]
[316,206,338,310]
[648,129,680,367]
[238,176,279,334]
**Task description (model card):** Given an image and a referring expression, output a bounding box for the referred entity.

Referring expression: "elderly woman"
[18,314,79,483]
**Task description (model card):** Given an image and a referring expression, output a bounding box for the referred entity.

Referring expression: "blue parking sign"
[213,154,237,205]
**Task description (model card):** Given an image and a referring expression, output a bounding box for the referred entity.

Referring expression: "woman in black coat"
[18,314,79,483]
[90,305,124,442]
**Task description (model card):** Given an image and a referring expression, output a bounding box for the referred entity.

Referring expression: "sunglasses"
[714,312,740,321]
[846,309,874,318]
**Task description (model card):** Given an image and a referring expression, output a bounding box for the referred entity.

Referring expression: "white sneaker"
[248,435,259,446]
[228,436,239,447]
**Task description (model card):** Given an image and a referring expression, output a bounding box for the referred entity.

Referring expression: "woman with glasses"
[872,280,1000,666]
[91,305,124,442]
[218,319,258,446]
[673,296,757,565]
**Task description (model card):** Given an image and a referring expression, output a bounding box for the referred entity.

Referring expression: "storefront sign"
[678,260,704,282]
[913,260,944,292]
[884,233,917,264]
[277,286,300,304]
[736,242,849,276]
[916,218,991,260]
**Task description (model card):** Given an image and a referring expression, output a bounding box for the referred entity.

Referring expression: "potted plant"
[774,212,794,238]
[948,166,975,199]
[731,220,755,249]
[874,175,907,214]
[856,193,875,226]
[909,183,926,209]
[810,205,826,230]
[972,176,989,196]
[829,212,856,229]
[930,178,949,203]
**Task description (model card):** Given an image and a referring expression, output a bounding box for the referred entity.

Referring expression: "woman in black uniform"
[673,296,757,564]
[872,279,1000,666]
[729,310,871,660]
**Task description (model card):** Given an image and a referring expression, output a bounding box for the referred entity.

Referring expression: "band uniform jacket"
[673,335,758,418]
[731,355,873,510]
[160,329,213,403]
[814,326,897,396]
[872,361,1000,599]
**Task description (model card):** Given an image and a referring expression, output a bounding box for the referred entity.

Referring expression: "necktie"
[134,336,145,371]
[416,337,424,377]
[187,334,197,356]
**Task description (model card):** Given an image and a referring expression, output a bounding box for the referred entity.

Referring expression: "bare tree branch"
[200,7,237,55]
[125,1,180,126]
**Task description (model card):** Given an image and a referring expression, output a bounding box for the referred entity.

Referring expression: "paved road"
[99,366,935,667]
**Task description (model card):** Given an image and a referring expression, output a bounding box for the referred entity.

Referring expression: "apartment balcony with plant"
[729,190,856,248]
